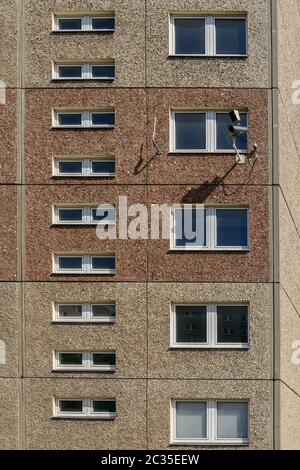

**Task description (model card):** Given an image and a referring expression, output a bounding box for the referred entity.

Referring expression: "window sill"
[52,414,116,421]
[52,78,115,82]
[170,440,250,446]
[51,30,115,34]
[168,54,248,59]
[51,319,115,325]
[169,248,249,253]
[52,271,117,276]
[170,345,250,350]
[52,126,115,130]
[52,368,116,373]
[168,150,248,155]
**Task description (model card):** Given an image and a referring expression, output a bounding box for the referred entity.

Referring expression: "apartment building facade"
[0,0,299,450]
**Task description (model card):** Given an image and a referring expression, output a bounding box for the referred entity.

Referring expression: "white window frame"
[170,303,250,349]
[53,110,115,129]
[53,302,116,323]
[53,206,116,226]
[53,15,115,32]
[170,110,248,154]
[171,400,249,445]
[52,158,116,177]
[54,398,116,420]
[170,206,249,251]
[53,63,115,80]
[54,351,116,372]
[169,15,248,57]
[53,255,116,275]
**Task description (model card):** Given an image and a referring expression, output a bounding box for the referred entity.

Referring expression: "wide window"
[54,63,115,80]
[54,303,116,323]
[53,158,116,178]
[170,16,247,56]
[53,15,115,32]
[53,206,116,225]
[171,304,249,348]
[172,206,249,251]
[54,110,115,128]
[55,399,116,419]
[54,351,116,371]
[172,400,249,445]
[54,255,116,274]
[171,111,248,153]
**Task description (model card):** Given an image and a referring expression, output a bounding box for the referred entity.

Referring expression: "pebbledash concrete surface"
[0,0,299,450]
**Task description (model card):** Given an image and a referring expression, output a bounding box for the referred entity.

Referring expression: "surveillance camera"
[229,110,241,124]
[229,124,248,137]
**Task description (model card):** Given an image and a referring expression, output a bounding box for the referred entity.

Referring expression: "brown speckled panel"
[146,88,269,185]
[0,187,18,281]
[147,185,270,283]
[0,90,18,184]
[24,185,147,281]
[24,88,147,185]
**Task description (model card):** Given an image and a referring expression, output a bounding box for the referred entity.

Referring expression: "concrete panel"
[24,378,146,450]
[24,282,147,378]
[146,88,269,186]
[0,187,18,281]
[148,283,273,379]
[148,379,273,449]
[147,185,270,283]
[24,88,147,185]
[146,0,270,88]
[24,185,147,281]
[0,1,18,88]
[279,381,300,450]
[0,283,19,378]
[0,379,20,450]
[24,0,146,88]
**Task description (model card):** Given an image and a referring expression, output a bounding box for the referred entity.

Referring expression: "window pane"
[91,257,116,271]
[58,209,83,222]
[58,161,83,174]
[92,160,115,175]
[91,113,115,126]
[58,18,82,30]
[92,304,116,318]
[216,209,248,247]
[59,257,83,270]
[216,113,248,150]
[59,400,83,413]
[59,353,83,365]
[92,353,116,366]
[174,18,205,54]
[176,306,207,343]
[58,114,82,126]
[175,113,206,150]
[92,66,115,79]
[93,401,116,413]
[92,18,115,31]
[174,208,206,248]
[58,66,82,78]
[217,306,249,344]
[217,402,248,439]
[92,208,115,223]
[58,305,83,318]
[215,19,247,55]
[176,402,207,439]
